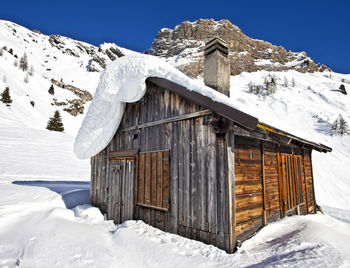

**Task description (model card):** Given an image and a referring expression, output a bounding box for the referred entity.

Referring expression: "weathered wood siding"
[262,141,281,221]
[303,149,316,213]
[91,81,232,252]
[234,136,263,239]
[90,79,319,252]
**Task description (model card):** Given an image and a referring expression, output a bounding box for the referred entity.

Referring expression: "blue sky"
[1,0,349,73]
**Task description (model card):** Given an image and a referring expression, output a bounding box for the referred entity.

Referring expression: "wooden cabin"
[90,38,331,253]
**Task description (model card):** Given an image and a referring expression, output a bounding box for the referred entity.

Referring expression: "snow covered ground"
[0,20,350,267]
[1,66,350,267]
[0,180,349,267]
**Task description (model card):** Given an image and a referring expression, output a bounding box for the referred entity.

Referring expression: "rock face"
[151,19,330,77]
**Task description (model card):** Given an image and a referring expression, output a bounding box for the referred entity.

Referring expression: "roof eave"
[147,77,332,154]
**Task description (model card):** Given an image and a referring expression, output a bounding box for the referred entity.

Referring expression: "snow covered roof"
[74,54,331,159]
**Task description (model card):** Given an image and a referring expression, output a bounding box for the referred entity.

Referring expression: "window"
[137,150,170,211]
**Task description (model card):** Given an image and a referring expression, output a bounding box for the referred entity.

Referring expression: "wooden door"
[108,158,135,223]
[280,154,303,212]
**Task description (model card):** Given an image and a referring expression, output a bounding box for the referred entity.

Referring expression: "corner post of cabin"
[309,150,317,213]
[302,148,309,213]
[276,144,284,218]
[261,141,267,225]
[204,37,235,252]
[226,126,236,253]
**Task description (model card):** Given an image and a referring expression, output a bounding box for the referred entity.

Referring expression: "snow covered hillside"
[0,19,350,267]
[0,19,136,180]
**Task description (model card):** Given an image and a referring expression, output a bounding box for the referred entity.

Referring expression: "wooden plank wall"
[234,137,284,239]
[262,141,281,221]
[90,150,108,214]
[234,136,264,239]
[303,149,316,213]
[91,82,232,252]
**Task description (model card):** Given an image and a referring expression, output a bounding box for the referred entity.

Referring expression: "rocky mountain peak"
[151,19,330,77]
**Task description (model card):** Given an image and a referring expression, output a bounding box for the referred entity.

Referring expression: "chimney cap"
[204,37,228,56]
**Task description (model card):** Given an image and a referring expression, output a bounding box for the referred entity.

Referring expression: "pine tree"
[29,65,34,76]
[339,84,347,95]
[291,78,296,87]
[1,87,13,106]
[332,114,349,135]
[48,84,55,95]
[46,110,64,132]
[24,73,29,83]
[19,53,28,71]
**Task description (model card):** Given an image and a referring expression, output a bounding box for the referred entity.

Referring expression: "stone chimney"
[203,37,230,97]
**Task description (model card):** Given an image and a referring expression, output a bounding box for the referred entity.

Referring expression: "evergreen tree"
[46,110,64,132]
[291,78,296,87]
[1,87,13,106]
[332,114,349,135]
[283,76,288,87]
[29,65,34,76]
[19,53,28,71]
[339,84,347,95]
[0,47,3,56]
[48,84,55,95]
[24,73,29,83]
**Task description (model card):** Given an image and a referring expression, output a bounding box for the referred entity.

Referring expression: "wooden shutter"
[137,150,170,211]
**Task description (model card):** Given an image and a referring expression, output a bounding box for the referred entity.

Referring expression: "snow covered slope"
[0,20,137,180]
[0,19,134,136]
[0,182,349,267]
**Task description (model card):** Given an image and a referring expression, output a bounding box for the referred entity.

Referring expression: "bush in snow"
[283,76,288,87]
[339,84,347,95]
[24,73,29,83]
[30,100,35,107]
[248,81,262,94]
[13,60,18,67]
[332,114,349,135]
[291,78,296,87]
[248,77,276,97]
[0,47,3,56]
[46,110,64,132]
[48,84,55,95]
[29,65,34,76]
[264,76,277,95]
[19,53,28,71]
[1,87,13,106]
[8,48,13,55]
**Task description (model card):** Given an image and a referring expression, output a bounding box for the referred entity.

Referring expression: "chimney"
[203,37,230,97]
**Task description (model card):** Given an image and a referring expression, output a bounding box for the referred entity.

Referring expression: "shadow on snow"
[12,180,90,209]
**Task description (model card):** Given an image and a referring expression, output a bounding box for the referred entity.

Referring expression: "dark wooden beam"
[119,109,212,133]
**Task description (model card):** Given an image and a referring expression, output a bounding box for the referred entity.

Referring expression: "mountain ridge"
[151,19,330,78]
